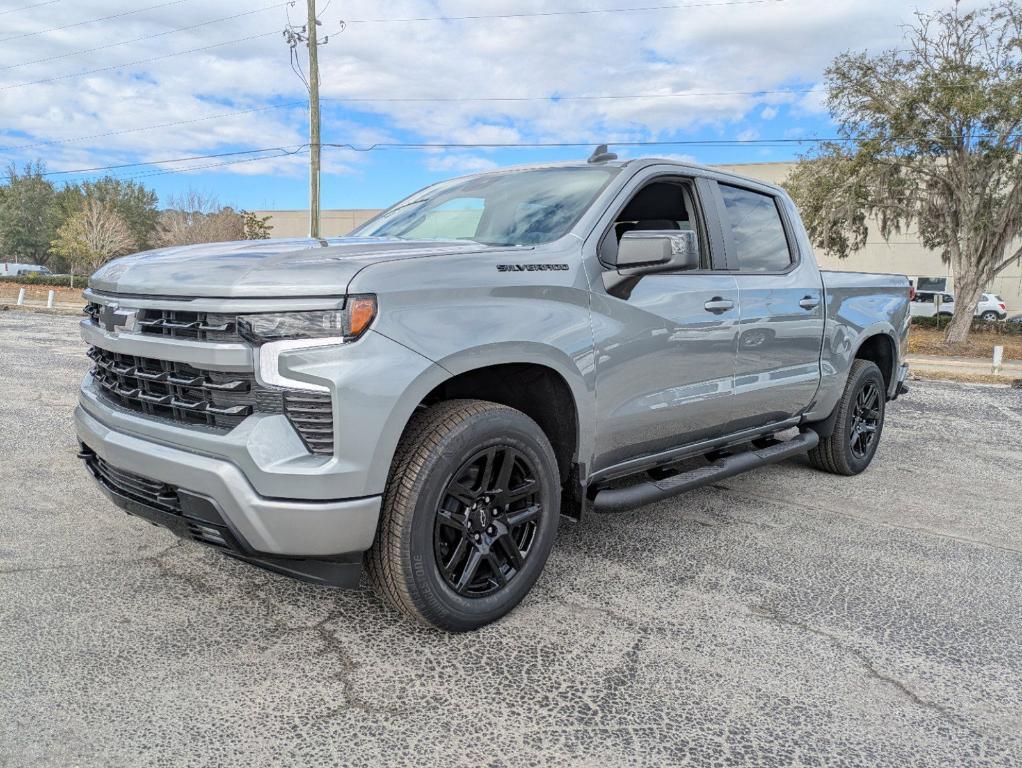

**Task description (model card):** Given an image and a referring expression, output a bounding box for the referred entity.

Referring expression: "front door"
[588,176,740,472]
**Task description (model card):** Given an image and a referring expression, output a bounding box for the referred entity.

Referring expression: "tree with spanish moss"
[785,0,1022,344]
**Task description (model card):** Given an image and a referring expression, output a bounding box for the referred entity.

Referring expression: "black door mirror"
[615,230,700,273]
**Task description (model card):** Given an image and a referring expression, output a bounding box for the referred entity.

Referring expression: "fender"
[429,340,596,471]
[806,320,902,422]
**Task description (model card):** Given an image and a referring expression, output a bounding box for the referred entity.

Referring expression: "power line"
[325,138,838,151]
[38,132,1022,179]
[0,2,292,72]
[321,88,820,104]
[0,0,60,16]
[8,86,1007,157]
[0,90,812,155]
[102,147,307,181]
[0,30,279,92]
[40,145,308,177]
[0,101,308,152]
[343,0,784,23]
[0,0,192,43]
[25,134,941,179]
[324,133,1022,151]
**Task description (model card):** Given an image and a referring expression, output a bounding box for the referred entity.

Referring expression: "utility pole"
[284,2,329,239]
[306,0,321,239]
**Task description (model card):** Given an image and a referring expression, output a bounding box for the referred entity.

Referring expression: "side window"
[718,184,793,273]
[602,179,710,269]
[915,293,934,303]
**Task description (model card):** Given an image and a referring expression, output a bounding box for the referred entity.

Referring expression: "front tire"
[365,399,560,632]
[808,360,886,476]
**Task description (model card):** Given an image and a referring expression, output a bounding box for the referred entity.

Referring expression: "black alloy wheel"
[806,359,886,476]
[849,380,882,459]
[434,446,541,597]
[366,399,560,632]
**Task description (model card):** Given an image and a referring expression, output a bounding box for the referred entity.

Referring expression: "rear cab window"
[718,184,793,272]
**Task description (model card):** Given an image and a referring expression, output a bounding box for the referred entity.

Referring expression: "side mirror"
[615,230,700,273]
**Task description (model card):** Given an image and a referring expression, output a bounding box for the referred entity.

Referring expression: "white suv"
[910,291,1008,321]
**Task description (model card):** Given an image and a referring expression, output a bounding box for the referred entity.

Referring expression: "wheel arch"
[804,322,901,431]
[852,331,898,395]
[418,359,584,490]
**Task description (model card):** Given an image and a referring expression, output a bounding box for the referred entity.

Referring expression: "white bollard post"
[16,288,25,305]
[47,290,55,308]
[993,345,1004,374]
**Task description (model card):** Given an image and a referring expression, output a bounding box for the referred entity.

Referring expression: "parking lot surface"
[2,310,1021,767]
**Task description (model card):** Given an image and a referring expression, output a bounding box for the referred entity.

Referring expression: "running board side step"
[592,430,820,513]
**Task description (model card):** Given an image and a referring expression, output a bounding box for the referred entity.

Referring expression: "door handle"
[703,297,735,314]
[798,296,821,310]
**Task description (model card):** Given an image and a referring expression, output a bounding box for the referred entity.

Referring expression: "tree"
[785,1,1022,344]
[157,191,262,246]
[243,210,273,240]
[50,199,136,275]
[0,162,60,265]
[60,176,160,251]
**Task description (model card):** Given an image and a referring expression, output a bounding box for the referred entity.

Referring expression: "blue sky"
[0,0,958,212]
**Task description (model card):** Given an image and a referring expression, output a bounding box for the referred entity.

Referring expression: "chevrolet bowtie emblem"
[98,303,137,334]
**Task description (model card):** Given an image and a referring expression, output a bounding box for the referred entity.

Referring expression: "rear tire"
[808,360,886,476]
[365,399,560,632]
[980,311,1000,322]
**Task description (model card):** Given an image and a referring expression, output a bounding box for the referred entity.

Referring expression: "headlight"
[239,296,377,343]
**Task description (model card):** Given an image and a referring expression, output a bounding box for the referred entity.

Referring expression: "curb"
[0,303,83,317]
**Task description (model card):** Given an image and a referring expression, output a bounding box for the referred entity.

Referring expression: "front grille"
[89,347,259,429]
[85,302,240,342]
[90,453,181,512]
[82,448,236,550]
[88,347,334,454]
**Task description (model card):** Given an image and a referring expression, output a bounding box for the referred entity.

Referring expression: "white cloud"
[0,0,957,185]
[423,153,501,173]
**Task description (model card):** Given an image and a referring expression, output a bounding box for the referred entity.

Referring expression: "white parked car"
[910,290,1008,321]
[0,262,52,277]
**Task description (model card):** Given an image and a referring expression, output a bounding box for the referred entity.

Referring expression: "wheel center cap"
[473,507,490,531]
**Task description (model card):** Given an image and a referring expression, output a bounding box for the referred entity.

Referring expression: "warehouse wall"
[250,209,381,238]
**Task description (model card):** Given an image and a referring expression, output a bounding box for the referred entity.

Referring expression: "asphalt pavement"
[2,311,1021,767]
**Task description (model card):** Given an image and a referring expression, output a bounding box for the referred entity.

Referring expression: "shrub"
[911,315,1021,335]
[0,273,80,287]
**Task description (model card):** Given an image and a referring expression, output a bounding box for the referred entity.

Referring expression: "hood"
[88,237,494,297]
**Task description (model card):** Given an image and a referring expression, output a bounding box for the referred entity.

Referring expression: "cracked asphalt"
[2,310,1022,767]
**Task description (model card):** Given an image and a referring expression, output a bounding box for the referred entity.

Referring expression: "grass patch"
[910,370,1020,386]
[908,325,1022,360]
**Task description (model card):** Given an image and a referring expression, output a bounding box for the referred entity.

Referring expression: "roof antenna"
[587,144,618,163]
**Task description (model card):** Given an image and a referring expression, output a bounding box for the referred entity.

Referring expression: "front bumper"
[75,405,381,584]
[79,317,447,501]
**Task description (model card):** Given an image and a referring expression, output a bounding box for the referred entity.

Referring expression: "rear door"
[712,181,825,431]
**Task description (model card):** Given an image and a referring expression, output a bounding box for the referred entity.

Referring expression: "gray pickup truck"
[76,153,910,631]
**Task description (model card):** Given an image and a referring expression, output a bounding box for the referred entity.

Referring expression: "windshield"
[353,167,619,246]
